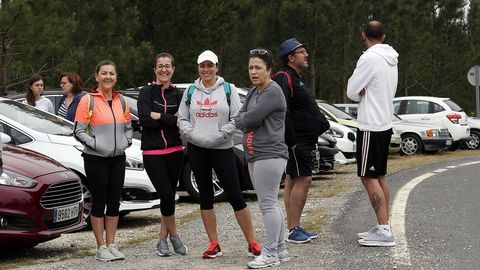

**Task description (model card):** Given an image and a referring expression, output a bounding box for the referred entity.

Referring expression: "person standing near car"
[272,38,329,244]
[236,49,289,268]
[74,60,133,261]
[57,72,85,121]
[137,53,187,257]
[177,50,261,259]
[24,74,54,114]
[347,20,398,247]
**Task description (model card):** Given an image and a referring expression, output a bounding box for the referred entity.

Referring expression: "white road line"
[446,166,458,169]
[390,172,435,266]
[458,161,480,166]
[433,169,448,173]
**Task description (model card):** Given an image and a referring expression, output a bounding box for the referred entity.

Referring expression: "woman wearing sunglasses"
[235,49,289,269]
[177,50,261,259]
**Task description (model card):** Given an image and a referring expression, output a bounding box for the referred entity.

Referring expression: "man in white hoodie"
[347,20,398,247]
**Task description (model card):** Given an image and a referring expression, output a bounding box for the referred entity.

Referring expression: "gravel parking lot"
[2,150,479,270]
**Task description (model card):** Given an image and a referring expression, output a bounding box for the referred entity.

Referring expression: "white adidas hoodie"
[347,44,398,131]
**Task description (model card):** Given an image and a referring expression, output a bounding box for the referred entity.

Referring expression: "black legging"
[143,151,183,216]
[187,143,247,211]
[83,154,126,217]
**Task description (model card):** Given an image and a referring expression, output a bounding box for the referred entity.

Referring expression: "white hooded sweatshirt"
[347,44,398,131]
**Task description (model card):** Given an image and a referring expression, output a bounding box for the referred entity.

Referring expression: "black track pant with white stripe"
[356,128,392,178]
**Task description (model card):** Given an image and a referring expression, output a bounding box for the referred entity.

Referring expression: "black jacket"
[57,92,85,121]
[273,66,329,146]
[137,83,183,151]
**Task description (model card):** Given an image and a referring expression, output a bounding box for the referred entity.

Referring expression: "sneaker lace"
[206,241,218,252]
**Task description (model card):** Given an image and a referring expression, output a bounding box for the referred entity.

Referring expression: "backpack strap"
[87,94,94,124]
[223,82,231,106]
[118,94,127,113]
[273,71,294,97]
[185,85,196,106]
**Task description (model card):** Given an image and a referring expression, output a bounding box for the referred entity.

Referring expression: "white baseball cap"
[197,50,218,64]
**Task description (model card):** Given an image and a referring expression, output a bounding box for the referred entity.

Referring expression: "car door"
[430,101,447,128]
[397,99,434,125]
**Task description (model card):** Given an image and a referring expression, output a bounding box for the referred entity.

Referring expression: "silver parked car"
[392,114,452,155]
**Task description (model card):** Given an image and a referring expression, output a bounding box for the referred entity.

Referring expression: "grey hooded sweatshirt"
[177,76,241,149]
[235,81,288,163]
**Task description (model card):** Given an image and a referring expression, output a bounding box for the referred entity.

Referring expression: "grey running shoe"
[169,234,188,255]
[95,245,117,262]
[358,227,396,247]
[357,226,377,239]
[157,239,173,257]
[107,244,125,260]
[278,249,291,262]
[247,253,281,269]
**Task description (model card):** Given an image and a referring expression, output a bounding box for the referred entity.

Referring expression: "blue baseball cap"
[279,38,305,60]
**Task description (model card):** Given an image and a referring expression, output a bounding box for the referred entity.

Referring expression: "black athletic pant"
[143,151,183,216]
[83,153,126,217]
[187,143,247,211]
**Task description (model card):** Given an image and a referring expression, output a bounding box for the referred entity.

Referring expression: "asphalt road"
[329,155,480,270]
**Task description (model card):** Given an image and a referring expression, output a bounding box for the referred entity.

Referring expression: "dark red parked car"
[0,139,86,249]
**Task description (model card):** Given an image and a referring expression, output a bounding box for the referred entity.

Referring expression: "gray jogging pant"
[248,158,288,255]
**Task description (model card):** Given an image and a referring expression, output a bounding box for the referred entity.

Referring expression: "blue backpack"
[185,82,231,106]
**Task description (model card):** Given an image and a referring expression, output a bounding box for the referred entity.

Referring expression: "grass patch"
[301,207,329,232]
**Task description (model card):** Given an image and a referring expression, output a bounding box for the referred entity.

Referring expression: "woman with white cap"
[178,50,261,259]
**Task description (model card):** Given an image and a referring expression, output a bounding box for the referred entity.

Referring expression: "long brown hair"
[60,72,83,95]
[26,74,43,106]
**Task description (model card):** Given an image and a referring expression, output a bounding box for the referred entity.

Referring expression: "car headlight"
[125,157,144,171]
[0,171,38,188]
[425,129,440,137]
[329,127,344,138]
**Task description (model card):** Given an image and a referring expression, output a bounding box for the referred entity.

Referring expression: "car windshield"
[0,100,73,135]
[444,99,464,112]
[318,102,354,120]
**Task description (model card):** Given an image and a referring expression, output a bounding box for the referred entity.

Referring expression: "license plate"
[446,140,452,146]
[54,204,79,223]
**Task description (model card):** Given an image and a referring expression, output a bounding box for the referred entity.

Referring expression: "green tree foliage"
[0,0,478,114]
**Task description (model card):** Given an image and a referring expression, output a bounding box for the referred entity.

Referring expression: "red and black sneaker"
[248,241,262,257]
[202,241,222,259]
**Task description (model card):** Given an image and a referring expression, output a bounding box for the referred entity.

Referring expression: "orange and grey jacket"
[74,90,133,157]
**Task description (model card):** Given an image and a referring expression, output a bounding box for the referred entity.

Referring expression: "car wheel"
[400,134,423,155]
[182,162,227,203]
[81,181,92,223]
[465,130,480,149]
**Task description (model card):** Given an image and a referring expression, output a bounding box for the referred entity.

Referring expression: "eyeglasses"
[292,49,308,56]
[250,49,273,62]
[156,64,173,70]
[250,49,268,55]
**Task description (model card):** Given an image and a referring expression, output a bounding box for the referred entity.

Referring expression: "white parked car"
[465,117,480,149]
[393,96,470,147]
[392,114,453,155]
[335,103,358,118]
[326,121,356,164]
[0,98,160,220]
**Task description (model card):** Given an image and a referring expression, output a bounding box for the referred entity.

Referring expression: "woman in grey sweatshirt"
[177,50,261,259]
[235,49,289,268]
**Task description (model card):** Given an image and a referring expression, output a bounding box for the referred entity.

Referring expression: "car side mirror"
[0,132,11,144]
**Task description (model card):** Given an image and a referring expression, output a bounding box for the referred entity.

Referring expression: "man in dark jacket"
[273,38,329,244]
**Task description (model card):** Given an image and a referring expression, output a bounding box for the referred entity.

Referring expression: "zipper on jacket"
[160,88,168,149]
[107,97,117,156]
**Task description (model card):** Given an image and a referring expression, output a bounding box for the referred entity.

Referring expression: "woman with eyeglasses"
[137,53,187,257]
[236,49,289,269]
[57,72,84,121]
[178,50,261,259]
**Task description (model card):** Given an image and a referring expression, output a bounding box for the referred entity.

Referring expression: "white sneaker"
[357,226,377,239]
[95,245,117,262]
[108,244,125,260]
[247,253,281,269]
[278,249,290,262]
[358,227,396,247]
